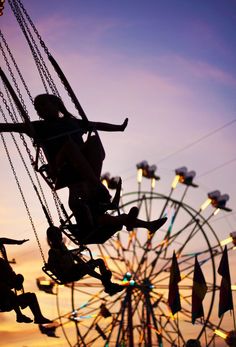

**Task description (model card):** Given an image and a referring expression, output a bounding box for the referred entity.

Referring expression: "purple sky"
[1,1,236,346]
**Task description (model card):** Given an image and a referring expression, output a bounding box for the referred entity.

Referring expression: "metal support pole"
[127,288,134,347]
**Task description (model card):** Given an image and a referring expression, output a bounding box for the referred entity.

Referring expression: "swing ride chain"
[0,40,31,124]
[8,0,49,94]
[4,0,71,221]
[0,90,54,221]
[10,0,60,96]
[1,135,46,263]
[0,32,47,164]
[12,0,86,119]
[0,33,61,220]
[0,39,56,219]
[0,111,46,264]
[13,0,50,56]
[0,31,34,104]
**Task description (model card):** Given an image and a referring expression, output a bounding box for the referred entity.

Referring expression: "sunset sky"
[1,1,236,346]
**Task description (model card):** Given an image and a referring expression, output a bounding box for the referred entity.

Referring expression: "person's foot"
[104,283,124,296]
[16,314,33,323]
[121,117,129,131]
[34,317,52,325]
[126,206,139,231]
[148,217,168,235]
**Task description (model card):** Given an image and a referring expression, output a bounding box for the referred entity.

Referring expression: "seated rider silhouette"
[0,93,128,205]
[68,179,168,245]
[46,226,124,296]
[0,249,51,324]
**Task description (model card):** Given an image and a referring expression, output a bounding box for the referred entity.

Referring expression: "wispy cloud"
[159,54,236,87]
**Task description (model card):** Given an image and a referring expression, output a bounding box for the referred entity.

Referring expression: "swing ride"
[0,1,235,346]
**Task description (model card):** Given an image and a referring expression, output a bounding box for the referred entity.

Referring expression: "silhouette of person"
[0,256,51,324]
[46,226,124,296]
[0,94,128,204]
[69,189,168,244]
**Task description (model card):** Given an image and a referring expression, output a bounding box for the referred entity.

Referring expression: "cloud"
[166,54,236,87]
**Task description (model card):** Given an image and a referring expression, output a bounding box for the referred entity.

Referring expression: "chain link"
[0,91,53,232]
[0,30,61,220]
[9,0,60,96]
[2,0,72,223]
[0,103,46,263]
[0,30,34,104]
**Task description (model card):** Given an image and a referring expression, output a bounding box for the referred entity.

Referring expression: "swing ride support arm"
[48,54,88,123]
[0,67,35,136]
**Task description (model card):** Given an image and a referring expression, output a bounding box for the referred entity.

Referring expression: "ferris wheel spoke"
[155,302,185,345]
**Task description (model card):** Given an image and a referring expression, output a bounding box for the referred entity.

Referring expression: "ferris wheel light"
[137,168,143,183]
[102,178,109,189]
[207,191,232,211]
[220,232,236,247]
[213,208,220,216]
[200,198,211,211]
[101,172,110,188]
[151,177,156,189]
[171,175,180,189]
[220,237,233,246]
[214,329,227,339]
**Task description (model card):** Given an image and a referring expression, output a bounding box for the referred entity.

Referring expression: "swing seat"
[66,223,117,245]
[42,264,65,285]
[42,245,94,285]
[42,262,90,285]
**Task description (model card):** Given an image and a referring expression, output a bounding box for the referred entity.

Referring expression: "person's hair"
[34,94,75,119]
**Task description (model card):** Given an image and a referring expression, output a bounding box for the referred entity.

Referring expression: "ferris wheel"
[45,162,234,347]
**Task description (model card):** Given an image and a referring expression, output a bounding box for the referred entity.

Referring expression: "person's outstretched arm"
[87,117,128,132]
[0,238,29,245]
[0,123,29,134]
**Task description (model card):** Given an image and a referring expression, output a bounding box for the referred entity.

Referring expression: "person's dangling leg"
[81,134,105,179]
[123,207,168,234]
[18,293,51,324]
[98,208,167,235]
[87,258,124,295]
[55,140,110,203]
[6,290,33,323]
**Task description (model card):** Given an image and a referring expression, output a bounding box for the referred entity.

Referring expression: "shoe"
[16,314,33,323]
[104,283,124,296]
[126,207,139,231]
[34,317,52,325]
[148,217,167,235]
